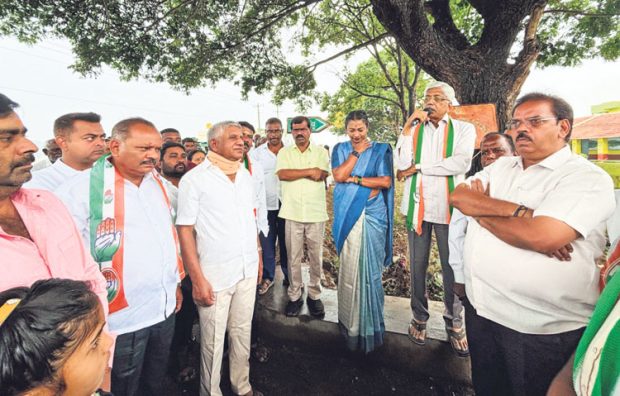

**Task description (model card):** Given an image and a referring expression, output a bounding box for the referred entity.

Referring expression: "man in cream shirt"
[176,121,262,396]
[451,93,616,396]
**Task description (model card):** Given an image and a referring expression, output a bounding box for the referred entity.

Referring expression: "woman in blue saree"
[332,110,394,353]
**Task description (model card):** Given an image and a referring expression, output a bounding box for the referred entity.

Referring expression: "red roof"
[572,113,620,140]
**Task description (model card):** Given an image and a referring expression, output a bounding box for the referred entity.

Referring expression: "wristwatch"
[351,150,360,158]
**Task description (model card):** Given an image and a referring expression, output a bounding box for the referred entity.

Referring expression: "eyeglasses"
[266,129,283,134]
[480,147,506,157]
[423,95,450,103]
[508,116,557,130]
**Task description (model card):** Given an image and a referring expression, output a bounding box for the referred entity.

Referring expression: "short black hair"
[265,117,282,127]
[0,279,100,395]
[238,121,255,134]
[112,117,157,141]
[160,141,186,160]
[182,137,197,144]
[160,128,180,135]
[513,92,574,141]
[53,112,101,137]
[291,116,311,130]
[0,93,19,118]
[188,149,206,161]
[481,132,516,153]
[344,110,369,128]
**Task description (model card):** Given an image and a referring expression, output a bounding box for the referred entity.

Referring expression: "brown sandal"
[446,327,470,357]
[407,319,427,346]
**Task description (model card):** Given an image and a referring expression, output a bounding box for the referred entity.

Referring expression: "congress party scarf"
[89,155,185,314]
[406,119,455,234]
[573,273,619,396]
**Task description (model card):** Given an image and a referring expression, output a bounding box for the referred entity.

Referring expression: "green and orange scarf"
[406,119,455,234]
[89,155,185,313]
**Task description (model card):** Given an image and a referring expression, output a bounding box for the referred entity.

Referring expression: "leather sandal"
[407,319,427,346]
[446,326,470,357]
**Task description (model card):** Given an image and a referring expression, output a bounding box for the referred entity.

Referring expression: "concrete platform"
[254,265,472,385]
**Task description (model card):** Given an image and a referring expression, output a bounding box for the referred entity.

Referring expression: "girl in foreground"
[0,278,113,396]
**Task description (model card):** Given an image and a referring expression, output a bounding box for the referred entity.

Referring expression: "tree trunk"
[371,0,547,129]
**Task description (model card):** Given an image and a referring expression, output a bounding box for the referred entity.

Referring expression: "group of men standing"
[0,94,334,396]
[1,81,617,396]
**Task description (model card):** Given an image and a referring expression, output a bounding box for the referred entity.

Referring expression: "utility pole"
[256,103,261,132]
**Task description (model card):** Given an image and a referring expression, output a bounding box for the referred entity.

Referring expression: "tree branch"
[425,0,471,49]
[543,9,619,17]
[341,77,402,108]
[306,32,390,71]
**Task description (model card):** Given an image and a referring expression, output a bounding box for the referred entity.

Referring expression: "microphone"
[411,107,433,126]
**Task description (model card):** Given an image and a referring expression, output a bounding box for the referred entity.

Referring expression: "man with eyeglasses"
[395,81,476,356]
[276,115,330,317]
[250,117,289,294]
[25,112,106,191]
[450,93,615,395]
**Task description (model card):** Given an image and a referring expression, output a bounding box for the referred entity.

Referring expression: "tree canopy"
[1,0,618,125]
[320,49,430,142]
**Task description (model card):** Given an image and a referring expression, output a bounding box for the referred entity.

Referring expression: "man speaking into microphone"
[395,82,476,356]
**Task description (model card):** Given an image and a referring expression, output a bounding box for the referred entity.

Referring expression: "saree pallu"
[338,194,388,352]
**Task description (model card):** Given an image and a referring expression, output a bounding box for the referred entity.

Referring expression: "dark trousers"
[260,207,288,281]
[170,277,197,373]
[463,297,584,396]
[408,221,462,327]
[112,314,176,396]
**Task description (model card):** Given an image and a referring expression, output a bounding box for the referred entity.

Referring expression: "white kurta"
[57,170,180,335]
[395,115,476,223]
[24,159,82,192]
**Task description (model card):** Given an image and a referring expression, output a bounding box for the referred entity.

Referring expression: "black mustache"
[516,132,532,141]
[12,154,35,169]
[140,159,157,166]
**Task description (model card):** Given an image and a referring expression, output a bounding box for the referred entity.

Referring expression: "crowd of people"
[0,80,618,396]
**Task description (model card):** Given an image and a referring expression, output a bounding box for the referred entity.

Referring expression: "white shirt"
[462,146,616,334]
[57,171,180,335]
[395,115,476,223]
[176,159,259,292]
[32,158,51,171]
[24,159,82,191]
[448,208,469,283]
[249,143,281,210]
[249,159,269,236]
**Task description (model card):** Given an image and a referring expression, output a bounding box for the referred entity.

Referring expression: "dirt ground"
[166,337,474,396]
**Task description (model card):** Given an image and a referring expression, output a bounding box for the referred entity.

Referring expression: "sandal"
[446,326,470,357]
[407,319,427,346]
[257,279,273,295]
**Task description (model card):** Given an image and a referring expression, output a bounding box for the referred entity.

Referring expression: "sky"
[1,36,619,150]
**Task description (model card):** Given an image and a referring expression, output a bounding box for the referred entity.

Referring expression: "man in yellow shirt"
[276,116,330,317]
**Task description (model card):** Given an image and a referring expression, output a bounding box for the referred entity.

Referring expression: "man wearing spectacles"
[450,93,615,395]
[250,117,289,294]
[395,81,476,356]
